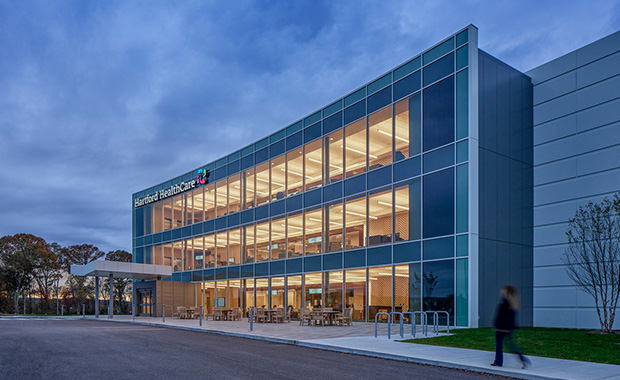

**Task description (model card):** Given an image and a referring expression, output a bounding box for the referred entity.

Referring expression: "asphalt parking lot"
[0,319,500,380]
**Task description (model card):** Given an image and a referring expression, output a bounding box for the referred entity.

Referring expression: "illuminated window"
[326,130,344,183]
[286,149,304,197]
[270,217,286,260]
[255,162,270,206]
[368,106,393,169]
[325,202,343,252]
[344,119,367,178]
[215,178,228,217]
[304,139,323,191]
[228,228,241,265]
[368,188,393,246]
[255,221,270,262]
[228,174,241,214]
[204,183,215,220]
[270,155,286,202]
[204,234,215,268]
[344,194,367,249]
[242,168,255,210]
[304,207,323,255]
[243,224,255,264]
[287,212,304,258]
[215,231,227,267]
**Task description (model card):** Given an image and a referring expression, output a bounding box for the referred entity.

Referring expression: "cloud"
[0,0,618,252]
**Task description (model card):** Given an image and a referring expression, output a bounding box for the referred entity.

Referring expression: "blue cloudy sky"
[1,0,619,253]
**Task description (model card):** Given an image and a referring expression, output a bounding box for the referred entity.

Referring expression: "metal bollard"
[199,306,203,327]
[249,308,254,332]
[162,304,165,323]
[61,305,64,317]
[132,304,135,321]
[82,304,85,318]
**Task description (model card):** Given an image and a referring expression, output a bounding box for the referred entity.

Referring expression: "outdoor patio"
[103,315,442,341]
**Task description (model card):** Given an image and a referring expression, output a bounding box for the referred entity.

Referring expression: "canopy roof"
[70,260,171,280]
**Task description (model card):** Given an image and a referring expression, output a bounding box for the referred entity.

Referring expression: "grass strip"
[400,327,620,365]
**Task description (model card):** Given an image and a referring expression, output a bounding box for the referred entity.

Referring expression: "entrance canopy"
[70,260,172,280]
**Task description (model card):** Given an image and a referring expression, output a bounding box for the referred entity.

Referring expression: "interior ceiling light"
[377,200,409,210]
[378,129,409,143]
[341,145,378,159]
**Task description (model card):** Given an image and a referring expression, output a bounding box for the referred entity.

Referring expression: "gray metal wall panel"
[533,159,577,186]
[527,52,577,83]
[576,30,620,67]
[576,51,620,88]
[478,51,533,327]
[528,29,620,329]
[533,71,576,105]
[576,97,620,132]
[533,115,577,145]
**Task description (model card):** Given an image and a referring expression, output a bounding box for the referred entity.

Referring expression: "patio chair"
[285,306,293,323]
[213,307,222,321]
[231,307,241,321]
[311,310,326,326]
[299,307,311,326]
[336,308,353,326]
[255,307,267,323]
[274,307,285,323]
[174,306,186,319]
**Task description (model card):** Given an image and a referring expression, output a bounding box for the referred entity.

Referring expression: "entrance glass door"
[139,290,153,316]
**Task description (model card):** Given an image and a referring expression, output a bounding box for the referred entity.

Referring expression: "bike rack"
[425,311,439,334]
[436,310,450,334]
[374,312,391,339]
[401,312,416,338]
[413,311,428,336]
[389,312,404,338]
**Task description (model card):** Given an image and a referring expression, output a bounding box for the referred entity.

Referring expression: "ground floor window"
[186,260,464,325]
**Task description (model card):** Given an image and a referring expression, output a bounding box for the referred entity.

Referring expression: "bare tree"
[564,194,620,333]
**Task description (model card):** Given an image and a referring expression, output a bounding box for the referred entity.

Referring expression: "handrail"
[413,311,427,336]
[401,312,416,337]
[389,312,404,338]
[436,310,450,334]
[374,312,391,339]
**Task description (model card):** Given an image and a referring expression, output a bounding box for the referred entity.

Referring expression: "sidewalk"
[93,316,620,380]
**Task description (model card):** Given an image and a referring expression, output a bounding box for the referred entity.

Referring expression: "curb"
[96,318,565,380]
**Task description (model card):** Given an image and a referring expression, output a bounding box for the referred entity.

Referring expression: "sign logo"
[196,168,210,185]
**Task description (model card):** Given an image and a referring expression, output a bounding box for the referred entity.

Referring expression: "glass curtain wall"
[255,278,269,308]
[287,275,302,317]
[345,269,366,321]
[344,119,367,177]
[368,266,392,322]
[270,277,285,308]
[287,212,303,258]
[325,271,343,310]
[304,273,322,309]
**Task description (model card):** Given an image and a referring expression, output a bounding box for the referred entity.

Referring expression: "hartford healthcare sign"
[134,168,209,208]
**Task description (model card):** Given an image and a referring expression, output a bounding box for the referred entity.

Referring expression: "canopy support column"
[95,277,99,318]
[108,273,113,319]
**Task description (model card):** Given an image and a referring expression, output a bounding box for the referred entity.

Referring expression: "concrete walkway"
[86,316,620,380]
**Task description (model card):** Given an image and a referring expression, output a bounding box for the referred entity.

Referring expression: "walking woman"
[491,285,530,368]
